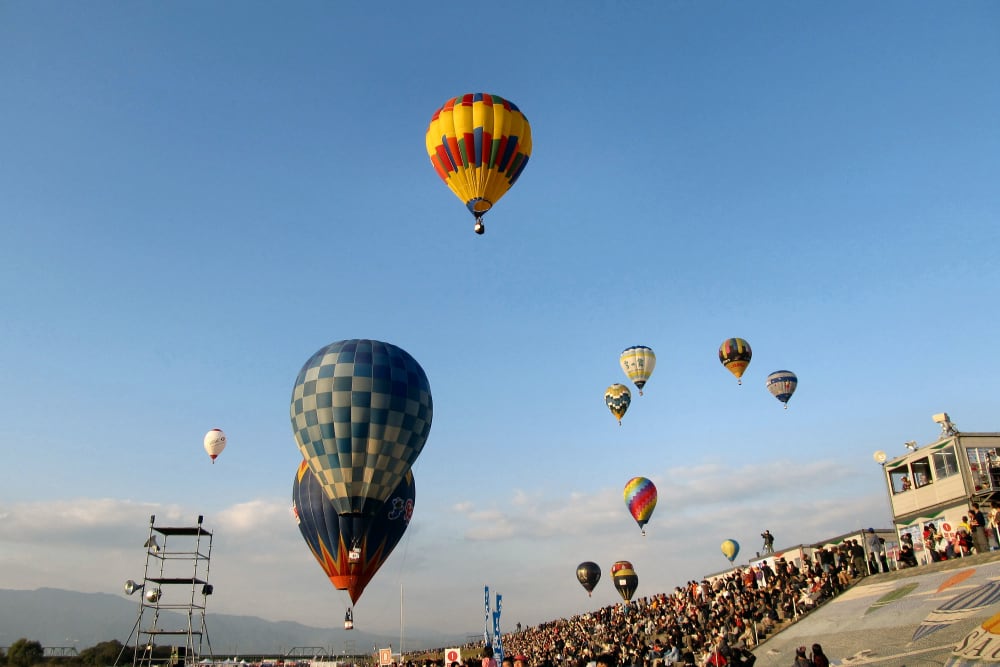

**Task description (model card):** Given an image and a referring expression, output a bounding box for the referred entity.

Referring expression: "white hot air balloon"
[203,428,227,464]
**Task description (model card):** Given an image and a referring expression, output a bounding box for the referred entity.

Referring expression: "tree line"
[0,638,173,667]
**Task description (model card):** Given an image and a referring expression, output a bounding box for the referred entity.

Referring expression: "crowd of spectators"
[491,543,877,667]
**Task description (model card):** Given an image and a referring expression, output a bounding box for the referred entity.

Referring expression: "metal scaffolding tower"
[116,515,215,667]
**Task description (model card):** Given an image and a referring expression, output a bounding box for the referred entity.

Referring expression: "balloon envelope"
[292,460,415,605]
[576,562,601,596]
[613,567,639,602]
[620,346,656,395]
[605,383,631,425]
[719,338,752,384]
[425,93,532,226]
[721,539,740,563]
[203,429,226,463]
[766,370,798,407]
[290,339,432,517]
[623,477,657,533]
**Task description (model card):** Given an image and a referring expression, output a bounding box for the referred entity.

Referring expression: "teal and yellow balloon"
[623,476,657,536]
[719,338,752,385]
[721,539,740,563]
[620,346,656,395]
[605,383,632,425]
[425,93,532,235]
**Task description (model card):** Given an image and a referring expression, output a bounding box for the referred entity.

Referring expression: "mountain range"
[0,589,465,656]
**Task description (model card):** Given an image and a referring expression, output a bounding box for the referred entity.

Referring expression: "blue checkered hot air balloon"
[290,339,433,518]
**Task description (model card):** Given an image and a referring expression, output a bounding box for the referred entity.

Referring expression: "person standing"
[866,529,883,573]
[761,530,775,554]
[810,644,829,667]
[970,503,989,554]
[849,540,867,576]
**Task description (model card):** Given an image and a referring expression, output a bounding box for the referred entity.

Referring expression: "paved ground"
[751,552,1000,666]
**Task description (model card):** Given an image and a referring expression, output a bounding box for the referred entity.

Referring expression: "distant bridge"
[0,647,79,657]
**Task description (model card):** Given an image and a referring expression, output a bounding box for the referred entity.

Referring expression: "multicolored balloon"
[620,346,656,395]
[290,339,432,518]
[624,477,657,535]
[612,564,639,603]
[605,383,632,425]
[576,562,601,597]
[425,93,532,235]
[203,428,226,464]
[721,539,740,563]
[766,370,798,409]
[719,338,752,385]
[611,560,633,576]
[292,460,415,605]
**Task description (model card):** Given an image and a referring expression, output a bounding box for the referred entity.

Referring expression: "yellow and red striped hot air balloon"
[425,93,532,235]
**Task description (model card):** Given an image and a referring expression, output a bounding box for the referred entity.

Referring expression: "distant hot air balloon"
[612,564,639,603]
[719,338,752,385]
[292,461,415,605]
[290,339,432,543]
[611,560,633,577]
[620,346,655,395]
[766,370,798,409]
[721,539,740,563]
[623,477,657,536]
[425,93,532,235]
[203,429,226,464]
[576,562,601,597]
[605,384,632,425]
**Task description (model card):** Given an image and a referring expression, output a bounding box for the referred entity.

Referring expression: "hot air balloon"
[292,460,415,605]
[766,370,798,409]
[203,428,226,464]
[290,339,432,539]
[576,562,601,597]
[425,93,532,235]
[610,560,633,576]
[612,564,638,603]
[605,384,632,425]
[619,346,655,395]
[623,477,657,536]
[718,338,752,385]
[721,539,740,563]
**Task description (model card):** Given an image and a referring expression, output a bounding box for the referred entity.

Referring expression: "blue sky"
[2,0,999,648]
